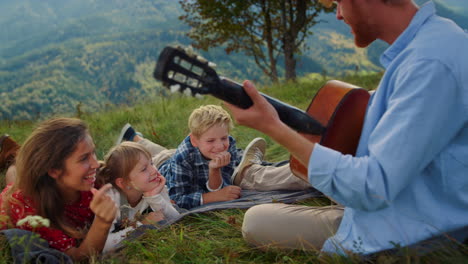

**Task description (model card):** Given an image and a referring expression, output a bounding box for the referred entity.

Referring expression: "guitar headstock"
[154,46,219,97]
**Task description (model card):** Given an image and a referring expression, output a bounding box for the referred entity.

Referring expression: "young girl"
[97,141,180,252]
[0,118,117,261]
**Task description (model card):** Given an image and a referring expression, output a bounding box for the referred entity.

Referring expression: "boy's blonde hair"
[188,105,234,138]
[97,141,152,191]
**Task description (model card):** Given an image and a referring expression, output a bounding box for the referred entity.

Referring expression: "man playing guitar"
[225,0,468,256]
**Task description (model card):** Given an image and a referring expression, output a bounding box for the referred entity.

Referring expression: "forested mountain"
[0,0,466,120]
[0,0,186,120]
[306,0,468,76]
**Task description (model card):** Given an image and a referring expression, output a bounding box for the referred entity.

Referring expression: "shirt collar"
[181,136,206,166]
[193,148,208,166]
[380,1,436,67]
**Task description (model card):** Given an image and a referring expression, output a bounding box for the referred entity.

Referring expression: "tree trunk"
[281,0,297,81]
[283,39,296,81]
[262,0,279,82]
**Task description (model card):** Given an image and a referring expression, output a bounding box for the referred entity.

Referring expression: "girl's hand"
[208,151,231,169]
[143,175,166,197]
[90,183,117,224]
[141,210,165,225]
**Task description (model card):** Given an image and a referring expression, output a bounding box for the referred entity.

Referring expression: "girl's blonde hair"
[97,141,152,191]
[188,105,233,138]
[2,118,89,237]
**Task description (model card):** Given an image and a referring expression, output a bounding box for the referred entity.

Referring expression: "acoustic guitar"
[153,46,370,179]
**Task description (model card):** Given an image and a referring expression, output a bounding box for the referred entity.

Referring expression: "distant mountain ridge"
[435,0,468,13]
[0,0,466,120]
[0,0,185,59]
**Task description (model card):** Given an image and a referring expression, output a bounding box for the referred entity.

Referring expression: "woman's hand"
[66,184,118,260]
[90,183,117,224]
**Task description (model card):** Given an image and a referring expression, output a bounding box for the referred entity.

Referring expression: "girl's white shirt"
[103,186,180,253]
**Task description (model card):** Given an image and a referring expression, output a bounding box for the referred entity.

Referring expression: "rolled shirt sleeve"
[309,60,461,211]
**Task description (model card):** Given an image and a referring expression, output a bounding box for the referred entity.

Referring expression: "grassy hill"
[1,73,468,263]
[0,0,467,121]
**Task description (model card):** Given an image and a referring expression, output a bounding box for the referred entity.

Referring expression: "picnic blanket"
[168,188,322,225]
[110,188,323,251]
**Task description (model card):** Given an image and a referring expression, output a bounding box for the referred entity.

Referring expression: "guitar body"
[289,80,370,179]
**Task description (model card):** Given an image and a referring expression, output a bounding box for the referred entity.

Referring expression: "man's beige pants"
[242,204,343,250]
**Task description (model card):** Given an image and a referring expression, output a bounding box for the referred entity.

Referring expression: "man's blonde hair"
[188,105,233,138]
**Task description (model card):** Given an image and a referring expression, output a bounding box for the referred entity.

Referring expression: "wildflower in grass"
[16,215,50,229]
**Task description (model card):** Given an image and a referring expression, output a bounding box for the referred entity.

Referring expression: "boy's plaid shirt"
[159,136,242,209]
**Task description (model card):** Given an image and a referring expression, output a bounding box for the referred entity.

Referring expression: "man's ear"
[48,168,62,180]
[189,133,199,147]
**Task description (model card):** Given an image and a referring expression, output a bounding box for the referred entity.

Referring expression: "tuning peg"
[196,55,208,64]
[170,84,181,93]
[185,45,195,57]
[183,88,193,97]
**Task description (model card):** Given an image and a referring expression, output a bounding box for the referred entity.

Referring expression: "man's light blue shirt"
[308,2,468,254]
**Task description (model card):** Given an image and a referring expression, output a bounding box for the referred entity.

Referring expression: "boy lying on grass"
[155,105,311,210]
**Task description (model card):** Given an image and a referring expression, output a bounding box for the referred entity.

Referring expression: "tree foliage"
[179,0,334,81]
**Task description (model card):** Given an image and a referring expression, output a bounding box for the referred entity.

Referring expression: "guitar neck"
[153,46,324,135]
[213,77,324,135]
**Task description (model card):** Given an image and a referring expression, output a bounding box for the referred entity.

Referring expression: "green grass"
[1,73,467,263]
